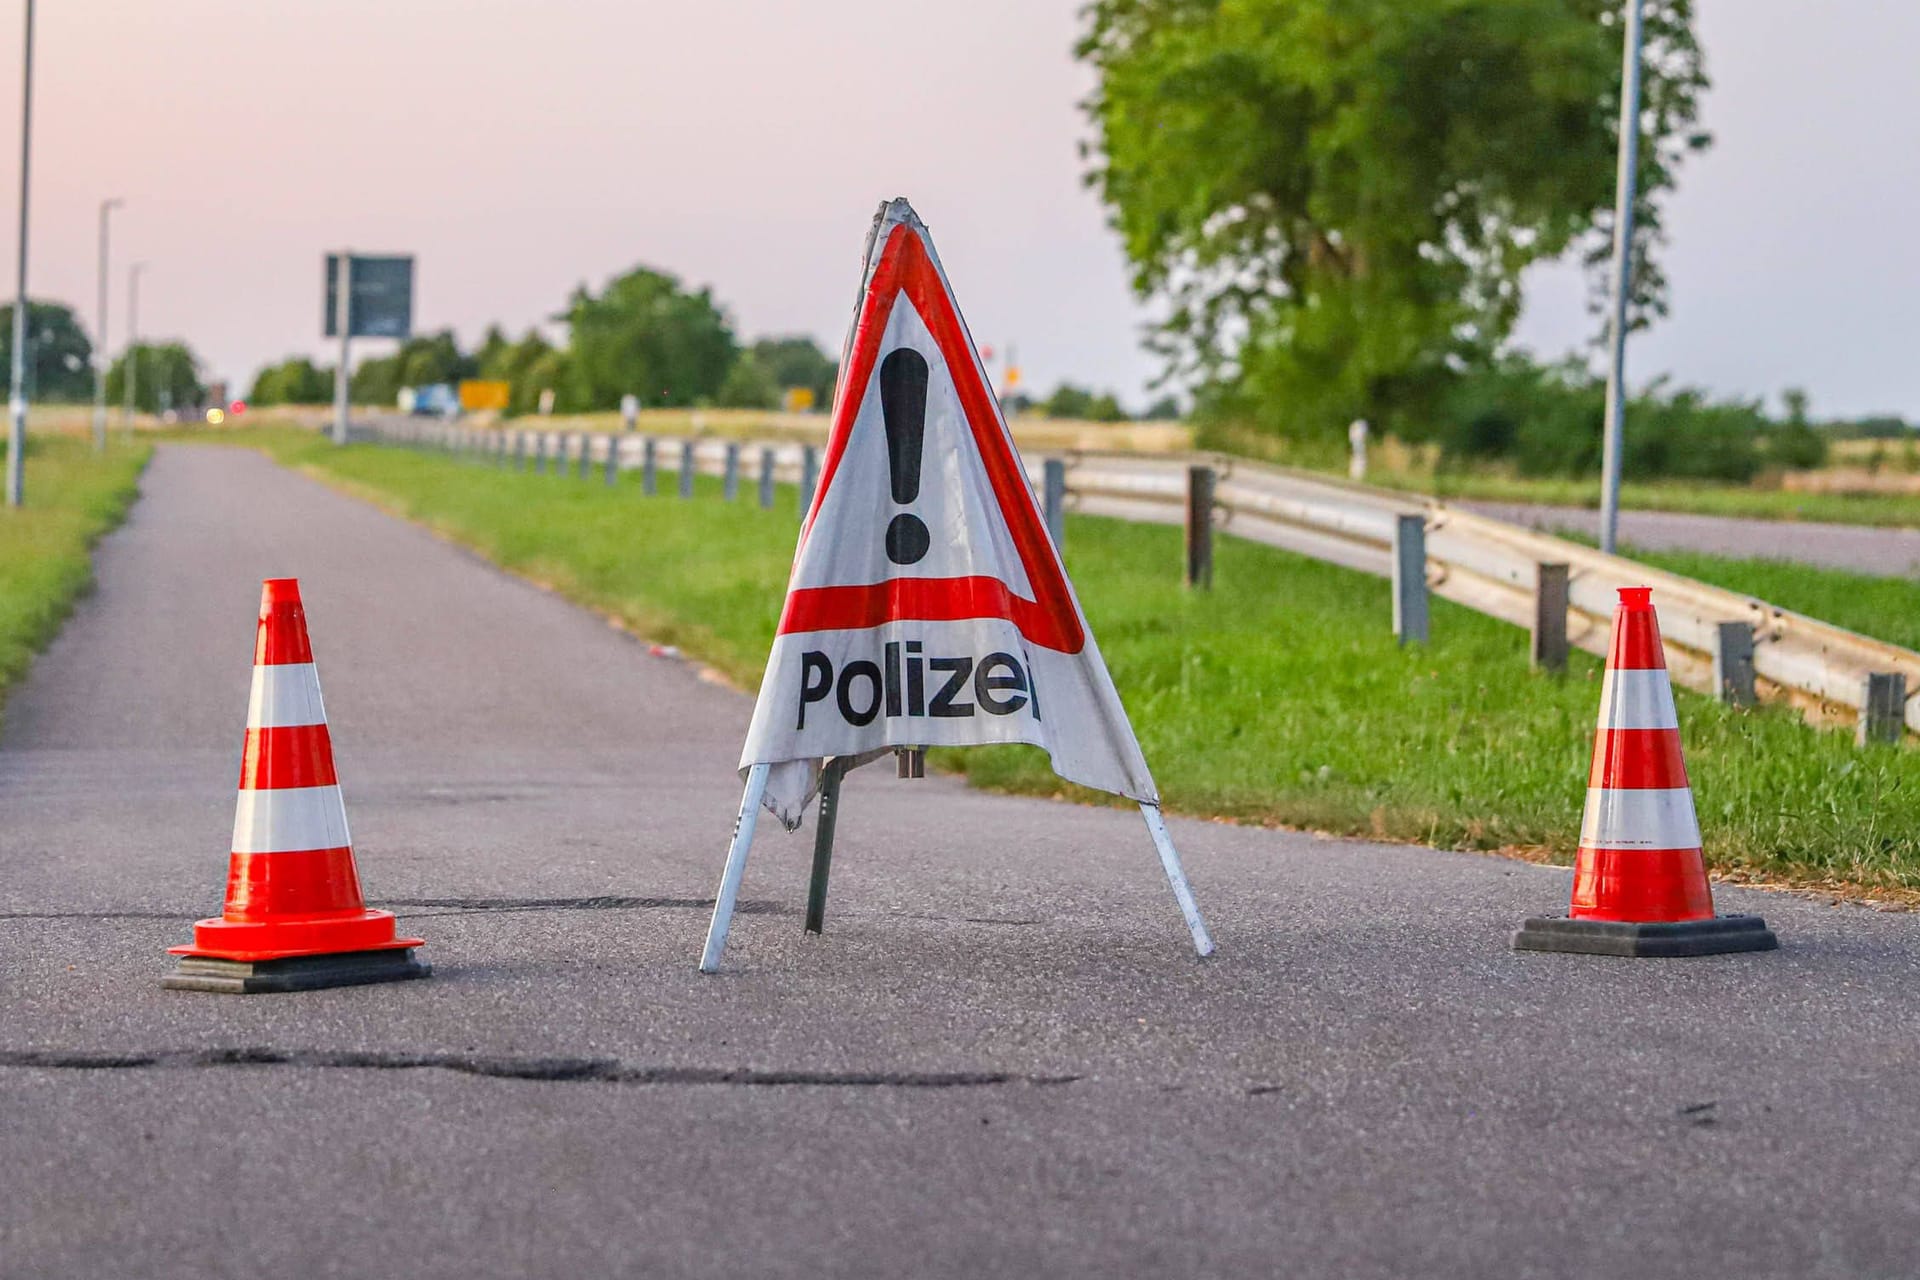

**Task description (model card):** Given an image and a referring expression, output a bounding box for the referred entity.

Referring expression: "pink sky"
[5,0,1917,418]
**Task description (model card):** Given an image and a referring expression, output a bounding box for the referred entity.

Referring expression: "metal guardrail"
[366,418,1920,742]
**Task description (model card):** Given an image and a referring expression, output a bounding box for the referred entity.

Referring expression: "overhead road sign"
[324,253,413,339]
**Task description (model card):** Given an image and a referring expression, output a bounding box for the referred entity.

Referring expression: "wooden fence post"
[1713,621,1757,707]
[1043,458,1067,551]
[1859,673,1906,747]
[1531,562,1569,673]
[1185,465,1215,589]
[800,445,819,522]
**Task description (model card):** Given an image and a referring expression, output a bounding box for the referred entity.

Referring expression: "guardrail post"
[758,447,776,509]
[724,442,741,501]
[604,434,620,485]
[679,440,696,498]
[532,433,546,474]
[511,431,524,470]
[577,435,593,480]
[1043,458,1067,551]
[1184,465,1215,589]
[1859,673,1906,747]
[800,445,819,521]
[1392,514,1428,645]
[1713,622,1757,707]
[1531,562,1569,673]
[641,437,658,495]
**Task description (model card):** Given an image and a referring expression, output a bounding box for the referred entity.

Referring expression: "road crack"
[0,1047,1079,1089]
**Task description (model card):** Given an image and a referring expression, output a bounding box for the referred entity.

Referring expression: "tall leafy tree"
[248,356,333,405]
[0,300,94,402]
[749,335,837,406]
[717,352,780,409]
[349,330,475,405]
[106,342,205,413]
[564,267,737,409]
[1078,0,1709,440]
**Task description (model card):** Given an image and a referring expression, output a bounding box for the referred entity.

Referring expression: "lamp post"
[93,197,121,453]
[122,262,144,428]
[1596,0,1645,556]
[6,0,36,508]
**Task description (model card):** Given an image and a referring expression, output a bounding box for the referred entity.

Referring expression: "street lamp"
[122,261,144,429]
[6,0,36,509]
[93,196,122,454]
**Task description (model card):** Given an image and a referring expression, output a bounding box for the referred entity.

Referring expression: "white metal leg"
[699,764,769,973]
[1139,802,1214,957]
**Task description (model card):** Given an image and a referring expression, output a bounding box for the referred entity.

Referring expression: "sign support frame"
[697,760,1215,972]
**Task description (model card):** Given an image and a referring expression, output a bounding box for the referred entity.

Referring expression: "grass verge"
[188,425,1920,898]
[0,433,151,712]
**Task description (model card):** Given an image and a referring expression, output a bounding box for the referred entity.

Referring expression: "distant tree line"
[0,298,208,411]
[249,265,839,417]
[1439,357,1832,482]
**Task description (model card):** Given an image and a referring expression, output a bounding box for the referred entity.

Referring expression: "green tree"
[717,352,780,409]
[564,267,737,409]
[476,328,563,416]
[1765,386,1827,470]
[0,300,94,402]
[349,330,474,406]
[248,356,332,405]
[1044,384,1130,421]
[750,335,837,405]
[1078,0,1710,442]
[105,342,205,413]
[1043,384,1095,419]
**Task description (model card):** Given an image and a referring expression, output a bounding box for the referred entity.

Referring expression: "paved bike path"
[3,445,1917,1279]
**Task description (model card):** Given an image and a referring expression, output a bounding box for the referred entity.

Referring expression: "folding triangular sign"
[700,198,1212,971]
[740,197,1158,826]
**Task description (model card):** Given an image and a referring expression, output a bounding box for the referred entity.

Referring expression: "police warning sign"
[739,199,1157,829]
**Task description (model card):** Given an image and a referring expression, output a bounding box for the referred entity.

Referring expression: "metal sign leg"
[1139,803,1214,957]
[699,764,770,973]
[804,759,849,935]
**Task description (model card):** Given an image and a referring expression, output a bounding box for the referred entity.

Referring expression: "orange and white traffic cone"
[1514,586,1777,957]
[165,578,429,993]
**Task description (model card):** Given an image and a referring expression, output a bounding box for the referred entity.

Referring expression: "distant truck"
[399,384,460,418]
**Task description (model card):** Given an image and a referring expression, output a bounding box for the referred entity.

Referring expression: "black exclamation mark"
[880,348,930,565]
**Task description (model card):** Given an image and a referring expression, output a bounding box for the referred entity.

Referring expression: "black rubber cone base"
[164,948,431,994]
[1513,914,1777,958]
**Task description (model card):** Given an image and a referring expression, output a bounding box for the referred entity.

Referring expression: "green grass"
[191,425,1920,897]
[0,433,151,712]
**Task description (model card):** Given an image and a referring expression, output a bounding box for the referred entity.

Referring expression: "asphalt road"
[1464,501,1920,577]
[5,445,1920,1279]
